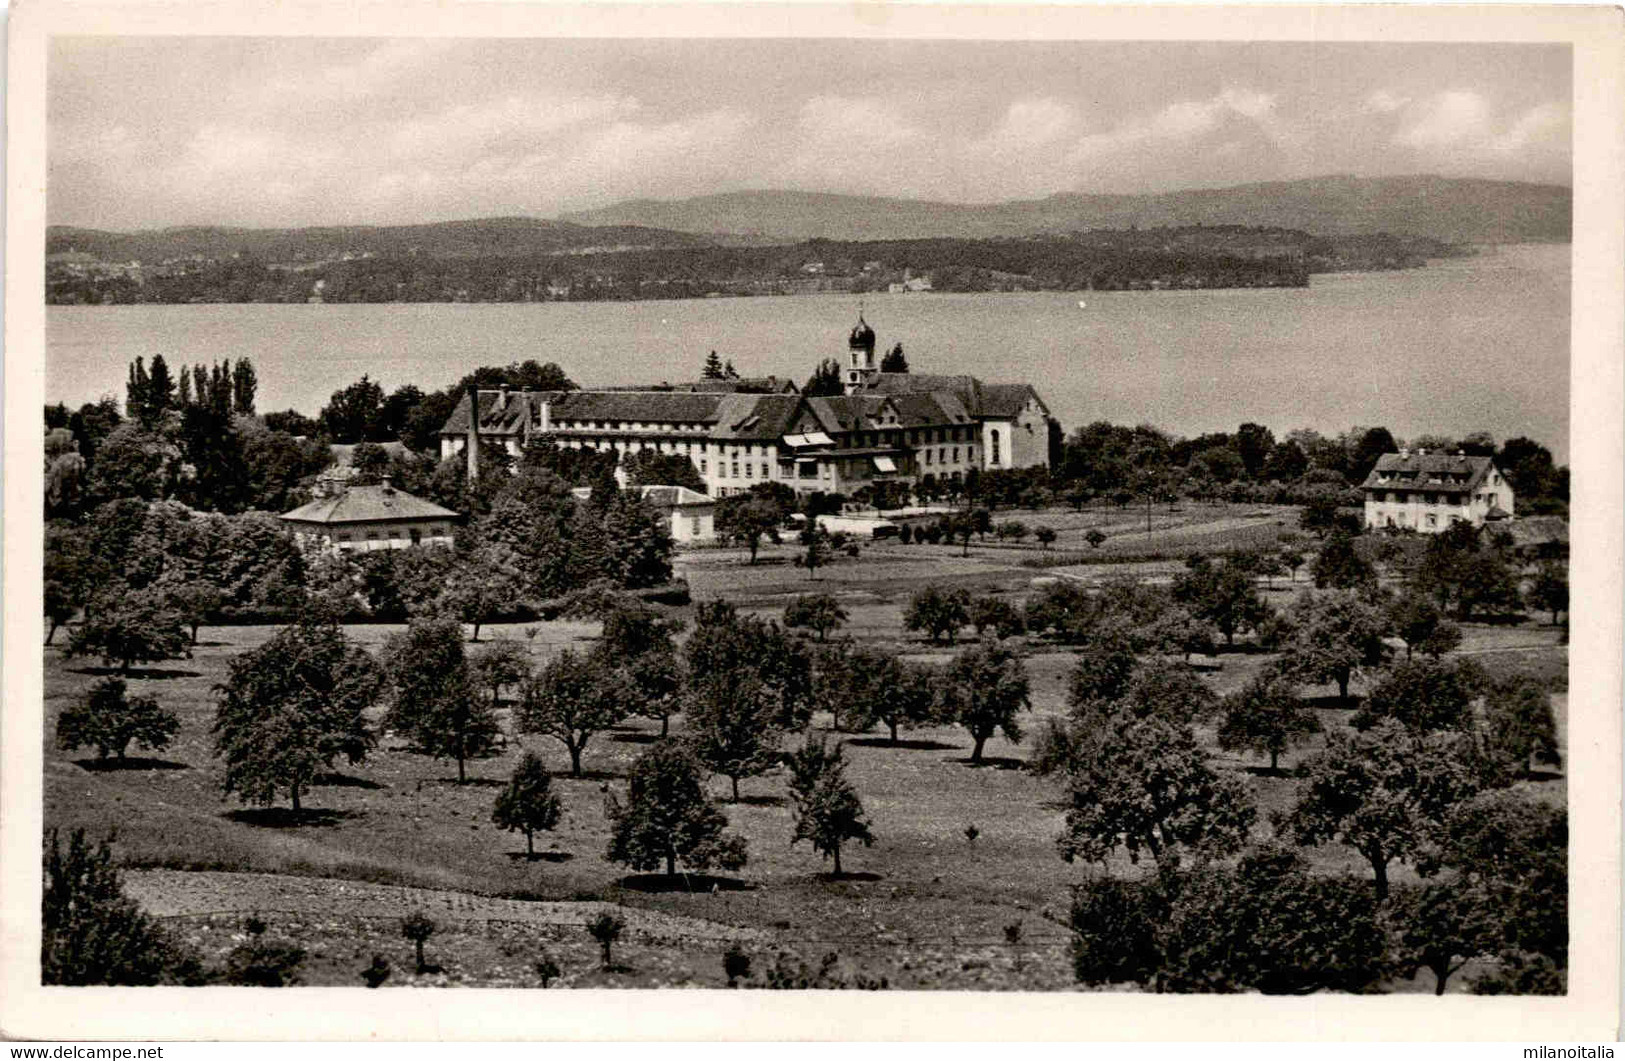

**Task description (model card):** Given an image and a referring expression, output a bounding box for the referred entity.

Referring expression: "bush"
[55,677,180,761]
[587,911,625,968]
[224,937,307,987]
[42,828,205,986]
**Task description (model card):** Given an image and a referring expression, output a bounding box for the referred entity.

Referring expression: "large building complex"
[1359,450,1514,533]
[437,318,1055,498]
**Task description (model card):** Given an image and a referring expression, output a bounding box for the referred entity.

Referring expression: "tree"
[1274,590,1390,701]
[518,648,629,778]
[943,643,1030,765]
[715,495,781,563]
[803,358,844,397]
[56,677,180,762]
[622,449,707,494]
[469,638,532,708]
[1480,677,1561,778]
[1312,530,1375,590]
[903,584,971,644]
[968,595,1025,641]
[1035,526,1057,550]
[167,583,223,645]
[800,521,832,578]
[586,912,625,968]
[1352,658,1476,733]
[436,546,524,642]
[1351,426,1398,482]
[401,913,436,973]
[686,673,783,801]
[1057,715,1256,866]
[42,828,203,986]
[684,599,814,731]
[491,752,563,858]
[1065,629,1140,717]
[231,358,259,416]
[383,618,497,783]
[1085,528,1107,549]
[786,738,875,876]
[319,375,386,442]
[1285,719,1482,900]
[66,590,190,675]
[1171,556,1270,647]
[213,614,383,812]
[1387,591,1462,660]
[605,740,748,878]
[862,655,940,743]
[1527,562,1567,625]
[880,342,909,373]
[783,593,848,642]
[1216,669,1318,773]
[1391,882,1496,995]
[1235,422,1276,480]
[702,350,726,379]
[1280,547,1306,583]
[599,603,685,735]
[44,576,78,647]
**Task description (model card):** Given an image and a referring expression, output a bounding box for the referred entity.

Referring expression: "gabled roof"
[1504,516,1567,548]
[1360,453,1498,495]
[710,394,802,440]
[981,383,1048,419]
[280,484,459,525]
[638,485,714,508]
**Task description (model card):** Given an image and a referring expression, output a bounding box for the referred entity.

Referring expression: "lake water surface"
[47,243,1570,461]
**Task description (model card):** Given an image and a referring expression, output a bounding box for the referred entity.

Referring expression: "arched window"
[990,429,1001,465]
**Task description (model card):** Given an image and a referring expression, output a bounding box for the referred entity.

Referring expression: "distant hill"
[562,176,1571,246]
[45,217,712,264]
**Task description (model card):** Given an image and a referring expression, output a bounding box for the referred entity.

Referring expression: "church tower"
[844,315,877,395]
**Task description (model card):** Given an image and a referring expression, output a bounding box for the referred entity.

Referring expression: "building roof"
[980,383,1048,419]
[280,483,459,525]
[1360,453,1498,496]
[637,485,714,508]
[709,393,803,440]
[1504,515,1568,548]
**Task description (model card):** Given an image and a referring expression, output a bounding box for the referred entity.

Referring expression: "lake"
[46,243,1570,461]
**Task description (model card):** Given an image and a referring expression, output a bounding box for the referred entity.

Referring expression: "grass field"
[42,502,1569,991]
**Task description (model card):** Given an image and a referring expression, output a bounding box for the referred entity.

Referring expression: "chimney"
[1417,448,1427,457]
[466,384,480,481]
[498,384,510,412]
[381,475,394,494]
[539,399,551,433]
[1400,447,1410,458]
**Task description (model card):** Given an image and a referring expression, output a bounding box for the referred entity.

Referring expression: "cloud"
[1395,90,1494,149]
[1363,89,1412,114]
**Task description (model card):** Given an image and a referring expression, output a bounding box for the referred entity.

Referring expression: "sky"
[48,37,1571,230]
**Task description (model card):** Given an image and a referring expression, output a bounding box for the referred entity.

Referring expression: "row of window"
[333,523,448,544]
[1376,492,1470,506]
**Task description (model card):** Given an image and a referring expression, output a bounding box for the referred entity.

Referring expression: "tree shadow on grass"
[69,666,203,680]
[422,776,505,789]
[505,851,575,863]
[610,732,662,745]
[224,807,359,828]
[1303,694,1359,711]
[814,871,883,883]
[617,873,755,894]
[947,756,1027,771]
[1523,768,1566,783]
[1242,765,1294,779]
[74,756,189,772]
[312,771,386,789]
[552,770,623,783]
[846,737,961,751]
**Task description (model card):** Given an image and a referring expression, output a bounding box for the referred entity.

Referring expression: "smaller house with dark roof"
[280,479,460,554]
[1360,450,1514,533]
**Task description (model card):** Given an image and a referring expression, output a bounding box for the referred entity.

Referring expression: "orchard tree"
[1274,590,1391,702]
[1171,556,1270,648]
[1285,718,1482,901]
[969,595,1025,641]
[1216,669,1318,773]
[1312,530,1376,591]
[383,619,498,784]
[605,740,748,878]
[786,738,874,876]
[683,600,814,731]
[66,591,190,675]
[865,656,940,744]
[469,639,532,708]
[1481,677,1561,778]
[783,593,848,642]
[1527,562,1568,626]
[491,752,563,858]
[436,546,524,642]
[903,584,971,645]
[56,677,180,762]
[599,602,687,733]
[45,577,78,647]
[167,583,223,645]
[1352,658,1477,733]
[715,495,782,564]
[1035,526,1058,550]
[686,674,783,802]
[213,614,384,812]
[943,643,1030,765]
[1387,591,1462,660]
[518,648,629,778]
[1057,715,1255,866]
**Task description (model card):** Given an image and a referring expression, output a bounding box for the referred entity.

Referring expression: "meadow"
[42,503,1568,990]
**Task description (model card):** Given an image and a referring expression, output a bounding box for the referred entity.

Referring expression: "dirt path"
[125,869,765,942]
